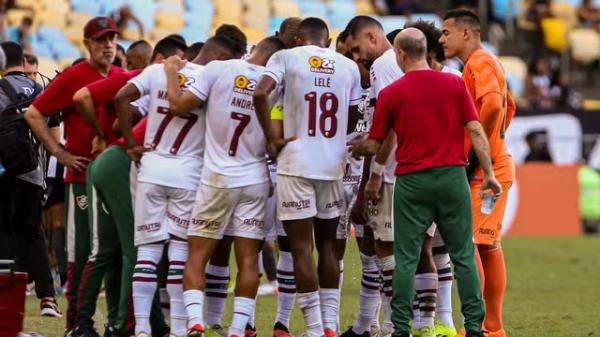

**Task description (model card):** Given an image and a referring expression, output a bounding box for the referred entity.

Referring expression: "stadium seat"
[541,17,569,53]
[36,57,60,78]
[179,25,210,44]
[155,11,185,31]
[551,2,579,29]
[491,0,519,20]
[66,11,94,29]
[242,27,267,44]
[272,0,301,17]
[36,10,67,28]
[6,9,33,26]
[568,29,600,64]
[505,72,525,98]
[355,0,376,15]
[376,16,408,33]
[498,56,527,84]
[408,13,442,27]
[300,1,327,18]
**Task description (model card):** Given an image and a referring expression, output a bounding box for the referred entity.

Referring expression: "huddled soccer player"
[22,8,513,337]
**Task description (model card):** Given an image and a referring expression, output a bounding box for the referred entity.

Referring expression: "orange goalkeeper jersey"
[463,48,515,183]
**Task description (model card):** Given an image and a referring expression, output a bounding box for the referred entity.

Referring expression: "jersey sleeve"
[31,68,78,116]
[263,50,286,85]
[128,64,158,96]
[187,62,217,101]
[87,72,132,105]
[459,79,479,124]
[132,95,150,117]
[370,58,401,99]
[369,87,393,141]
[349,62,362,106]
[472,61,503,101]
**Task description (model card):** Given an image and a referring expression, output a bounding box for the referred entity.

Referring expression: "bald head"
[278,17,302,48]
[394,28,427,62]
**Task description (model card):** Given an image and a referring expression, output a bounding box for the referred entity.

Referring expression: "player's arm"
[350,155,372,224]
[72,87,107,155]
[25,105,89,171]
[115,84,142,150]
[164,58,204,116]
[253,75,278,143]
[466,121,501,196]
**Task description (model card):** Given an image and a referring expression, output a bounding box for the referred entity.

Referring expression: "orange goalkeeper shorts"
[470,181,513,245]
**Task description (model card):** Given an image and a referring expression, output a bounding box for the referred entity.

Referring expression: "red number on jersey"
[229,112,251,156]
[304,91,339,138]
[152,106,198,154]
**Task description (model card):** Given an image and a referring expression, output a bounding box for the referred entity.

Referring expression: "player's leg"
[227,182,269,337]
[389,171,437,337]
[471,181,512,336]
[413,231,438,336]
[314,179,345,335]
[184,184,234,336]
[435,167,484,336]
[205,237,233,335]
[132,182,170,336]
[274,235,296,336]
[369,183,395,337]
[432,231,456,336]
[64,182,91,331]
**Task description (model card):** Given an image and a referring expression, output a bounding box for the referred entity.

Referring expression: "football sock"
[380,255,395,333]
[183,289,205,329]
[319,288,340,331]
[415,273,437,329]
[229,297,255,337]
[352,253,381,334]
[297,291,324,337]
[205,263,230,326]
[276,251,296,328]
[434,251,454,328]
[480,247,506,332]
[133,244,163,335]
[167,240,188,337]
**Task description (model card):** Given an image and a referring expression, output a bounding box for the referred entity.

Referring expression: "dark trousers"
[0,176,55,299]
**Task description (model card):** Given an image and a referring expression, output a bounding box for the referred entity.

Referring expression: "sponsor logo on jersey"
[177,73,195,88]
[233,75,257,95]
[76,195,88,210]
[308,56,335,74]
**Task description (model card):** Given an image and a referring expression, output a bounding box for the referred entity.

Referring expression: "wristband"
[372,162,384,176]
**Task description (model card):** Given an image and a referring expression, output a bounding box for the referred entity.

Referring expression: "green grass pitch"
[23,236,600,337]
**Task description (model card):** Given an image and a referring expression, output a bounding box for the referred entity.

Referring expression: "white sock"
[379,255,395,333]
[205,263,230,326]
[352,253,381,334]
[297,291,324,337]
[248,296,256,328]
[229,297,256,337]
[258,251,265,280]
[338,259,344,289]
[415,273,438,329]
[435,254,454,328]
[133,244,163,335]
[159,287,170,319]
[412,295,421,329]
[337,259,344,331]
[275,251,296,328]
[183,289,205,329]
[167,240,188,337]
[319,288,340,331]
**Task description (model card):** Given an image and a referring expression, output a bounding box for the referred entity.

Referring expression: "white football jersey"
[264,45,362,180]
[188,59,268,188]
[442,65,462,77]
[369,48,403,184]
[129,63,206,190]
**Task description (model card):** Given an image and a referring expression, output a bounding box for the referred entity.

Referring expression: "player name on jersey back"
[187,59,269,189]
[264,45,362,181]
[129,63,206,191]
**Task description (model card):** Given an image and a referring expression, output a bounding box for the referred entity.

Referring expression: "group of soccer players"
[25,7,514,337]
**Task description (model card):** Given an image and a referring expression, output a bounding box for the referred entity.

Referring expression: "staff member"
[24,16,122,333]
[351,28,502,337]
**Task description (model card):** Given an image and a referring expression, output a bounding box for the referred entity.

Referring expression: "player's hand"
[349,135,375,159]
[164,55,186,72]
[267,137,296,161]
[91,136,107,155]
[364,174,383,201]
[55,148,90,172]
[350,196,369,224]
[126,145,151,165]
[480,174,502,199]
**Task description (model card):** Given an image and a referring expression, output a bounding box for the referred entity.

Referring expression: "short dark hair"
[386,29,402,44]
[117,44,125,54]
[184,42,204,61]
[128,39,151,52]
[336,29,349,45]
[395,33,427,61]
[298,17,329,40]
[345,15,382,37]
[1,41,23,68]
[255,36,286,57]
[443,9,481,29]
[24,52,38,66]
[204,35,237,57]
[165,34,187,46]
[152,36,188,60]
[405,20,444,62]
[215,24,247,56]
[279,17,302,35]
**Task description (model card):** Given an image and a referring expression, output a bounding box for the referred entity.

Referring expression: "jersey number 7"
[152,106,199,154]
[229,112,251,156]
